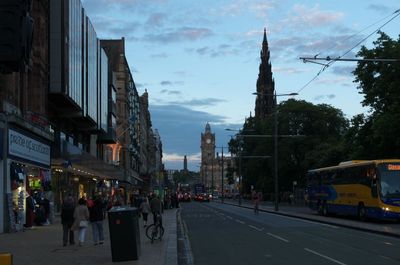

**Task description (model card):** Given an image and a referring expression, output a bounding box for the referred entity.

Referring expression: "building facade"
[0,0,161,233]
[200,123,237,195]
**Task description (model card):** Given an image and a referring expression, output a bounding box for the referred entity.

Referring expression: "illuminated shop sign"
[387,164,400,171]
[8,129,51,166]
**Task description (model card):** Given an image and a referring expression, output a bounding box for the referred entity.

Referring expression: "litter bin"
[108,207,141,262]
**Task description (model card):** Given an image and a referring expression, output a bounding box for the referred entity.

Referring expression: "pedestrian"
[24,190,36,228]
[139,197,151,227]
[89,196,105,246]
[61,194,75,246]
[252,190,260,215]
[71,198,90,246]
[150,195,163,227]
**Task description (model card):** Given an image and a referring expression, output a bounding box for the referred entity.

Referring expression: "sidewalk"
[219,198,400,238]
[0,208,177,265]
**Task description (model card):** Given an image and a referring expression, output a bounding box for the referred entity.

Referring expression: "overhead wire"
[296,8,400,94]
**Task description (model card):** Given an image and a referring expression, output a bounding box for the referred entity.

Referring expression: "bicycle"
[145,213,164,243]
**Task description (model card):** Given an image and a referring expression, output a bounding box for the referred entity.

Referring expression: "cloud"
[367,4,392,14]
[271,33,364,60]
[313,94,336,101]
[166,98,226,107]
[174,71,187,77]
[160,89,182,95]
[315,76,352,85]
[281,4,344,30]
[88,15,141,38]
[151,53,168,58]
[150,104,241,170]
[149,105,224,155]
[192,44,240,57]
[82,0,166,14]
[272,67,307,74]
[218,1,276,18]
[160,81,184,86]
[143,27,213,43]
[331,66,356,76]
[160,81,172,86]
[145,13,168,28]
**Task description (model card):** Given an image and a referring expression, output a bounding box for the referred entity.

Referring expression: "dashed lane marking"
[249,225,264,231]
[304,248,347,265]
[266,232,289,243]
[226,216,233,220]
[235,219,245,224]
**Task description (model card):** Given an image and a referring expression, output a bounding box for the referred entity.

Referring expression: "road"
[180,202,400,265]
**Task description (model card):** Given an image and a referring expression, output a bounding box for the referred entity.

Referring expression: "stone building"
[0,0,160,233]
[254,28,276,121]
[200,123,234,194]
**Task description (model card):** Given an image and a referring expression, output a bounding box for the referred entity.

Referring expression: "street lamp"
[252,91,298,211]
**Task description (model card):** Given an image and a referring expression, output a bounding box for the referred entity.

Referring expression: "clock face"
[206,138,211,144]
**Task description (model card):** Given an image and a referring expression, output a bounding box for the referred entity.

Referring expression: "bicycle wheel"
[145,224,155,240]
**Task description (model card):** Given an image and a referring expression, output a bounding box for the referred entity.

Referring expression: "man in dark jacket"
[150,195,163,227]
[61,194,75,246]
[89,196,105,245]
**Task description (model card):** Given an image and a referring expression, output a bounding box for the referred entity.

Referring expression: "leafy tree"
[230,99,349,195]
[352,31,400,158]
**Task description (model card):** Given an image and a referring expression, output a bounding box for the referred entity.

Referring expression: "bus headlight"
[382,207,390,211]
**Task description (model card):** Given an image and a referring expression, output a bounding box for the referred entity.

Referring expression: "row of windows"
[307,165,376,186]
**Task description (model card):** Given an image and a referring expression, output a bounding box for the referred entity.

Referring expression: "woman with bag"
[139,196,151,227]
[72,198,89,246]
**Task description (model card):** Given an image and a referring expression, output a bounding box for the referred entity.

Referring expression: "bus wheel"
[358,203,366,221]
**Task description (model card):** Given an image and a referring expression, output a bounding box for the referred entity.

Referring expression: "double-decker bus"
[306,159,400,220]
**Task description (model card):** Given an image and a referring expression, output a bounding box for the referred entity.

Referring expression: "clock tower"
[201,122,215,188]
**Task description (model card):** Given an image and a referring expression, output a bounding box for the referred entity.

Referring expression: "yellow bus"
[306,159,400,220]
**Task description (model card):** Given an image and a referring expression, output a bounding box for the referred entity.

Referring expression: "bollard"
[0,253,12,265]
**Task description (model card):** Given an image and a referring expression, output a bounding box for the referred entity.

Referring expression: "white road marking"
[266,232,289,243]
[235,219,245,224]
[304,248,347,265]
[279,215,339,228]
[226,216,233,220]
[383,241,393,246]
[249,225,264,231]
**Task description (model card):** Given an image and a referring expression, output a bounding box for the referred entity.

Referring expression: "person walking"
[150,195,163,227]
[89,196,105,245]
[252,190,260,215]
[61,194,75,246]
[72,198,90,246]
[139,196,151,227]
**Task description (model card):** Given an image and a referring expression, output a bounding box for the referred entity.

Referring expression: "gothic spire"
[255,28,275,121]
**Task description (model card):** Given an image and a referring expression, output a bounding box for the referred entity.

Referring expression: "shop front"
[4,127,52,232]
[51,140,133,212]
[51,165,112,213]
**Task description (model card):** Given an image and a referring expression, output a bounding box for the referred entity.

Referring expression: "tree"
[231,99,349,195]
[352,31,400,158]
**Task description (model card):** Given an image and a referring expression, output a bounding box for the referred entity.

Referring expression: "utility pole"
[221,147,224,203]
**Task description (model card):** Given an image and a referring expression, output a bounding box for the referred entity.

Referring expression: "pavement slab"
[0,208,177,265]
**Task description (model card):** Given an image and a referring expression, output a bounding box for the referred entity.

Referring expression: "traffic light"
[0,0,34,72]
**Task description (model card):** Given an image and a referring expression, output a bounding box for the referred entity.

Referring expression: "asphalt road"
[180,202,400,265]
